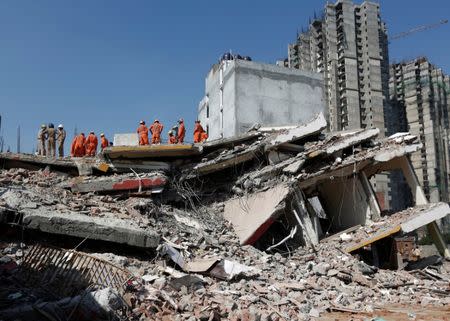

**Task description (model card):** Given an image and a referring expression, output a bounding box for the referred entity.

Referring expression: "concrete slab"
[103,144,202,159]
[68,173,167,193]
[20,209,160,248]
[325,128,380,155]
[265,112,326,149]
[223,184,290,245]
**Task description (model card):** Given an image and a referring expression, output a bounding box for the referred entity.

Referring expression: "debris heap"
[1,113,449,320]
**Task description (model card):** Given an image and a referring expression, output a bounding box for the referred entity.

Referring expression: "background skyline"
[1,0,449,153]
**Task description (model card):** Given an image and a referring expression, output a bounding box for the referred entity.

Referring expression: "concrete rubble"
[1,112,450,320]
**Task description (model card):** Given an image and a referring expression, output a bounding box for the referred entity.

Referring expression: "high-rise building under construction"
[287,0,391,208]
[389,57,450,204]
[288,0,390,134]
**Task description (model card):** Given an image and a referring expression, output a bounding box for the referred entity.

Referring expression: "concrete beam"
[20,209,159,248]
[68,173,167,193]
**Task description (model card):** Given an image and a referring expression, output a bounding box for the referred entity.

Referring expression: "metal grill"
[18,244,133,298]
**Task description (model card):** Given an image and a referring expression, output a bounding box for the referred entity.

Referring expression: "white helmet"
[58,124,63,128]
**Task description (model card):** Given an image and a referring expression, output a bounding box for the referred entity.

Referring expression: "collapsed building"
[1,113,450,320]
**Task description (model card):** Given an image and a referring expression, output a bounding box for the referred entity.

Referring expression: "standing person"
[85,131,98,156]
[37,124,48,156]
[193,120,204,143]
[168,130,177,144]
[177,119,185,144]
[71,133,86,157]
[56,124,66,158]
[46,123,56,157]
[150,119,163,144]
[137,120,149,145]
[200,131,208,143]
[100,133,109,151]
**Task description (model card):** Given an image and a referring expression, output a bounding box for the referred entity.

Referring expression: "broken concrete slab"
[0,152,99,176]
[325,128,380,155]
[264,112,326,149]
[345,203,450,253]
[18,208,160,248]
[103,144,202,159]
[67,173,167,193]
[223,184,290,245]
[107,159,171,173]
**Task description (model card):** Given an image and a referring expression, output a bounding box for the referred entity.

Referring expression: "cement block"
[113,133,139,146]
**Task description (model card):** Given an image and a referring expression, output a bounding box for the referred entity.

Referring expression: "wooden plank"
[345,225,401,253]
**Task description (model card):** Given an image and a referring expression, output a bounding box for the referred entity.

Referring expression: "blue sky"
[1,0,449,152]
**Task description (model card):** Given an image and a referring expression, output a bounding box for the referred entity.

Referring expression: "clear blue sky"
[1,0,449,153]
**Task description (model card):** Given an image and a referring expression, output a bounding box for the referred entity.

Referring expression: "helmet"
[178,118,184,123]
[168,130,173,135]
[90,131,94,134]
[41,124,46,128]
[154,119,159,123]
[140,120,145,124]
[58,124,63,128]
[100,133,105,137]
[48,123,54,128]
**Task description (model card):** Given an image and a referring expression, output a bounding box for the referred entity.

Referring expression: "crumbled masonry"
[1,113,450,320]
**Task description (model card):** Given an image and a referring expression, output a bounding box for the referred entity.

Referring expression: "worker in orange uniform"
[177,119,186,144]
[168,130,177,144]
[193,120,205,143]
[85,131,98,156]
[137,120,149,145]
[100,133,109,151]
[150,119,163,144]
[200,131,208,142]
[71,133,86,157]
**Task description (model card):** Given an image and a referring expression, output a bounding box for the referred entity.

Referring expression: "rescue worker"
[85,131,98,156]
[168,130,177,144]
[193,120,204,143]
[71,133,86,157]
[177,119,186,144]
[100,133,109,151]
[137,120,149,145]
[150,119,163,144]
[200,131,208,143]
[56,124,66,158]
[37,124,48,156]
[46,123,56,157]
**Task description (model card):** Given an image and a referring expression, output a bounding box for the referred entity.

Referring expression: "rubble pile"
[1,114,450,320]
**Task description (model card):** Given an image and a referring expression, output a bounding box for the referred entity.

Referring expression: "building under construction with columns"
[287,0,391,209]
[389,57,450,207]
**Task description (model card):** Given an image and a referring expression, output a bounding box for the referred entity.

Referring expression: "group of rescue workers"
[136,118,208,146]
[36,118,208,158]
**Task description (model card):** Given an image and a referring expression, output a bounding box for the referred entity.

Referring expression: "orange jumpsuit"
[168,135,177,144]
[71,134,86,157]
[101,137,109,150]
[85,134,98,156]
[193,123,204,143]
[200,132,208,142]
[137,125,149,145]
[178,122,186,144]
[150,122,164,144]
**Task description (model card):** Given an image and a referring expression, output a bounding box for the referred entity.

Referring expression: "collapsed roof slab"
[17,208,160,248]
[102,144,202,159]
[67,172,167,193]
[264,112,327,150]
[0,152,100,176]
[325,128,380,155]
[345,202,450,253]
[223,184,290,245]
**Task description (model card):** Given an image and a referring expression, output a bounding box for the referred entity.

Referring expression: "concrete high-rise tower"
[389,57,450,204]
[288,0,391,208]
[288,0,389,134]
